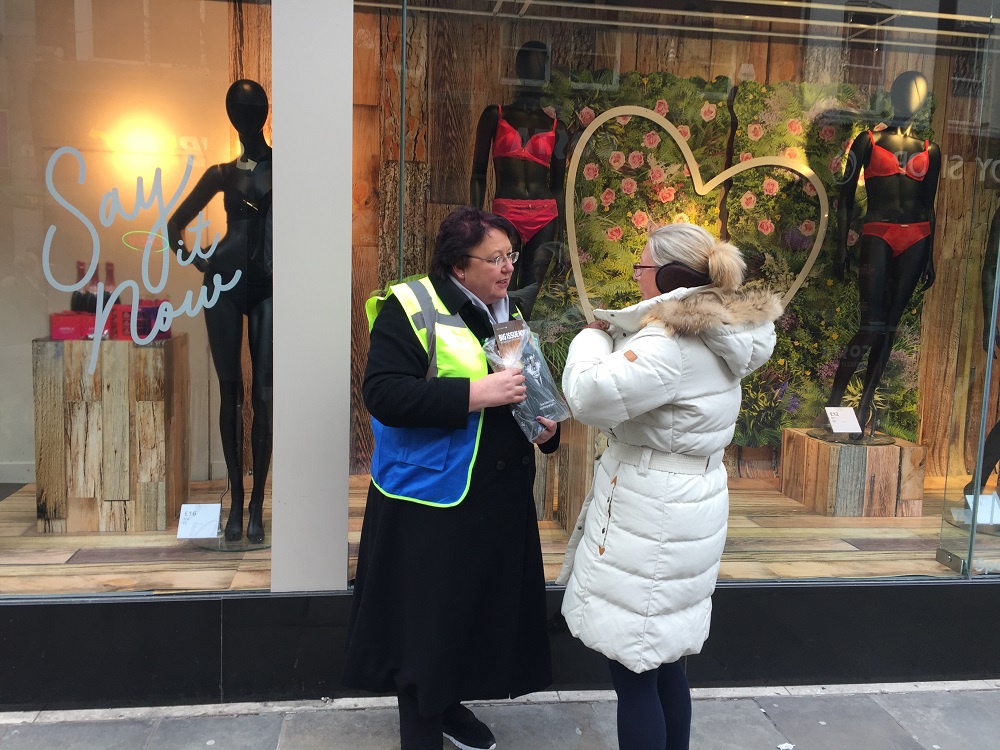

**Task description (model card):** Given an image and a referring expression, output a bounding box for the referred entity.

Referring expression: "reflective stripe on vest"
[368,277,488,507]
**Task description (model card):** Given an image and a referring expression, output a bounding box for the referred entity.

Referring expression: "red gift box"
[49,312,110,341]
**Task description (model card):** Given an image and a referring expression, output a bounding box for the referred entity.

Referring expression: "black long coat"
[341,273,558,716]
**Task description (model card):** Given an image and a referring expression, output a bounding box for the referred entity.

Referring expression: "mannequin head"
[889,71,929,122]
[515,41,549,85]
[226,79,269,136]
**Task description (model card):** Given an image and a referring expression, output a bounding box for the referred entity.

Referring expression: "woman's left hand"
[532,416,558,445]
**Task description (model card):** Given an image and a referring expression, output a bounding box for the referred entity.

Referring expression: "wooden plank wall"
[349,9,996,492]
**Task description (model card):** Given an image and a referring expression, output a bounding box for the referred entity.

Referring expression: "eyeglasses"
[466,251,520,267]
[632,263,659,273]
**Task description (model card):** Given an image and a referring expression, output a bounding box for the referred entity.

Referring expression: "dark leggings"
[609,658,691,750]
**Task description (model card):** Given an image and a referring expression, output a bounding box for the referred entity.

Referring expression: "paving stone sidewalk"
[1,681,998,749]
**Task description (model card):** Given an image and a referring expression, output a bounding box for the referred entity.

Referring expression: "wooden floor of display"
[0,476,991,596]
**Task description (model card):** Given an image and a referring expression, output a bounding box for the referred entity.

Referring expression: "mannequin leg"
[823,236,891,428]
[967,421,1000,494]
[509,221,557,318]
[246,296,273,543]
[204,288,246,541]
[857,240,932,436]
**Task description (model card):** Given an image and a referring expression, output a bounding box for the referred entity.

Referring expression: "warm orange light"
[93,113,174,178]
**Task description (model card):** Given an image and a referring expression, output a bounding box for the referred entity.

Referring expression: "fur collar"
[642,288,784,336]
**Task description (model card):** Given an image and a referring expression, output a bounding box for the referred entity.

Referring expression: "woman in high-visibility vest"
[343,206,561,750]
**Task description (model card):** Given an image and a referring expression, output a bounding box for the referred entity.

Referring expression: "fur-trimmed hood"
[594,285,783,378]
[643,287,784,336]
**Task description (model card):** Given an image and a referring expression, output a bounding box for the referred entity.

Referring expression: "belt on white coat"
[607,441,723,476]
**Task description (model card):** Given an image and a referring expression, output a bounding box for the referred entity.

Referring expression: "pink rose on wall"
[581,196,597,214]
[582,162,600,181]
[644,131,661,148]
[799,219,816,236]
[632,211,649,228]
[654,99,669,116]
[628,151,645,168]
[700,102,717,122]
[803,181,817,196]
[621,177,638,196]
[847,229,860,246]
[617,115,632,125]
[819,125,836,142]
[757,219,775,235]
[658,186,676,202]
[606,226,624,241]
[748,123,765,141]
[787,119,803,136]
[829,155,843,175]
[740,151,753,162]
[543,106,558,119]
[677,124,691,140]
[673,213,690,224]
[579,107,596,125]
[741,191,757,209]
[601,188,616,206]
[784,147,800,161]
[649,166,666,183]
[683,164,691,177]
[762,178,779,196]
[609,151,626,170]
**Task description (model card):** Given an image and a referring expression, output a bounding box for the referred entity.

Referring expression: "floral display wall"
[533,71,936,448]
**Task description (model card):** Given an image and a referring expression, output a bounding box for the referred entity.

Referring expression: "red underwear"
[861,221,932,257]
[491,198,559,244]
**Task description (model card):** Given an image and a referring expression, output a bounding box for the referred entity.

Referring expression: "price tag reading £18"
[177,503,221,539]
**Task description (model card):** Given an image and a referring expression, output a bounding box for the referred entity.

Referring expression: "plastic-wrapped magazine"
[483,319,571,441]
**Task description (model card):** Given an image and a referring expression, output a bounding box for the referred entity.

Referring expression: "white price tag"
[965,493,1000,525]
[177,503,221,539]
[825,406,862,434]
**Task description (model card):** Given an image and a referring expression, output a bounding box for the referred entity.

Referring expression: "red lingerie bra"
[492,105,557,167]
[866,131,930,181]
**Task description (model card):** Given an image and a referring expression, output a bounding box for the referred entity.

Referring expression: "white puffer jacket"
[558,285,781,673]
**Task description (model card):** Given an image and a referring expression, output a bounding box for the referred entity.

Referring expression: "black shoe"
[442,705,496,750]
[224,505,243,542]
[247,500,264,543]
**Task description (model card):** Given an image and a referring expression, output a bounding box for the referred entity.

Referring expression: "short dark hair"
[430,206,519,278]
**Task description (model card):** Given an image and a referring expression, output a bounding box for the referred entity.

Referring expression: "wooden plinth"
[32,336,190,533]
[780,428,924,517]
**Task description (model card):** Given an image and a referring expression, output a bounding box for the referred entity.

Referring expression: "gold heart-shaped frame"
[565,105,830,321]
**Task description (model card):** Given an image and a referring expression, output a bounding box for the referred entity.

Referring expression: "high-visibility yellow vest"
[366,277,498,507]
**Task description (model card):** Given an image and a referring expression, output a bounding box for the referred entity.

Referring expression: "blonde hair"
[646,224,746,293]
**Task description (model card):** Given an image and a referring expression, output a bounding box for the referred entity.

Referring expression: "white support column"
[271,2,353,592]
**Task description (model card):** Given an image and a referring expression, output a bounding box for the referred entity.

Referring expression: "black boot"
[247,500,264,543]
[224,503,244,542]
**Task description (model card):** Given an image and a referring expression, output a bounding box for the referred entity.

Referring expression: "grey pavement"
[1,681,999,749]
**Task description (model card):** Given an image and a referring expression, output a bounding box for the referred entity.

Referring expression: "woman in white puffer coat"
[557,224,781,750]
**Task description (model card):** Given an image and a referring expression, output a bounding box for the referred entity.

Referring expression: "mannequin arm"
[834,135,867,280]
[167,166,225,273]
[549,121,569,228]
[470,105,500,209]
[919,144,942,291]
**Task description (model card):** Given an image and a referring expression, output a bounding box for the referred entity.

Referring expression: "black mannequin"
[965,210,1000,495]
[824,71,941,439]
[168,80,273,543]
[471,41,568,317]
